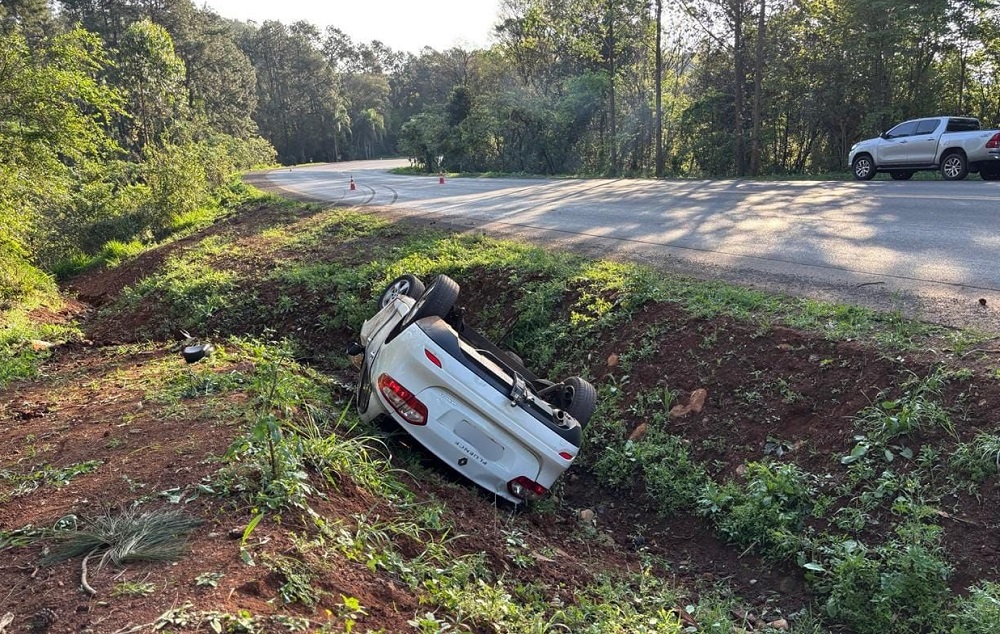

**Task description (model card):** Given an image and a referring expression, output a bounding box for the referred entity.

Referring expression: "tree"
[239,20,343,163]
[148,1,260,137]
[355,108,385,159]
[399,111,446,170]
[112,19,187,155]
[57,0,141,46]
[655,0,664,177]
[0,27,120,298]
[343,72,391,159]
[0,0,54,41]
[749,0,766,176]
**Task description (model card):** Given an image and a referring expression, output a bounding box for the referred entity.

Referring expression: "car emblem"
[458,458,468,466]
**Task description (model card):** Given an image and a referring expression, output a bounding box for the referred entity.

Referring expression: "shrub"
[143,142,211,236]
[698,461,816,559]
[0,245,56,308]
[951,582,1000,633]
[593,432,707,515]
[821,522,951,634]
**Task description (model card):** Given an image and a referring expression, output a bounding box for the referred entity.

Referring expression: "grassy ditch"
[4,197,1000,632]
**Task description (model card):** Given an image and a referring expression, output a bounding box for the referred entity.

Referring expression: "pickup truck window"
[915,119,941,135]
[885,121,917,138]
[946,118,980,132]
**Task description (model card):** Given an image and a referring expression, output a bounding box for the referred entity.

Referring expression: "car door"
[877,120,918,165]
[906,118,942,164]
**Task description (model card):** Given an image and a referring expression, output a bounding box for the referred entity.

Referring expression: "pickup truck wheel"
[560,377,597,428]
[889,171,914,181]
[379,274,425,308]
[852,155,876,181]
[941,152,969,180]
[400,274,460,329]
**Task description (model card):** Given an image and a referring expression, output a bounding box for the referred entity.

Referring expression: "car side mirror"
[879,131,887,139]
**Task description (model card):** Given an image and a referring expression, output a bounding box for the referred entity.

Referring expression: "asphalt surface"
[252,160,1000,332]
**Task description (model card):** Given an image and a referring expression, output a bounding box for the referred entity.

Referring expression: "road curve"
[252,160,1000,331]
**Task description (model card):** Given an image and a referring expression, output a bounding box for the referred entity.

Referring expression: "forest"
[2,0,1000,310]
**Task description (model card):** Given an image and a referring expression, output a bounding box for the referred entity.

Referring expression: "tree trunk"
[655,0,664,178]
[749,0,765,176]
[608,1,618,173]
[733,3,746,177]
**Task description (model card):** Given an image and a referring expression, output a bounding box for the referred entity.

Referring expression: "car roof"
[897,116,977,125]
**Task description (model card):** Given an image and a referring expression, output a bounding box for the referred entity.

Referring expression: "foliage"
[950,433,1000,482]
[0,307,80,388]
[951,582,1000,634]
[1,8,277,327]
[20,0,1000,188]
[815,522,952,634]
[0,26,120,300]
[112,19,187,156]
[594,430,708,515]
[0,460,103,501]
[854,368,955,442]
[698,461,817,559]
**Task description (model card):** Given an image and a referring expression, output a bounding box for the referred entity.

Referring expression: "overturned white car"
[352,274,596,504]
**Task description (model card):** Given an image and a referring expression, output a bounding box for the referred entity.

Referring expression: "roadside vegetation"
[3,192,999,632]
[5,2,1000,629]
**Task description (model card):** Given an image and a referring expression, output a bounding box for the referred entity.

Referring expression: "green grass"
[0,292,80,389]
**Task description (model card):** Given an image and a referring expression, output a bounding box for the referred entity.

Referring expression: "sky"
[201,0,504,54]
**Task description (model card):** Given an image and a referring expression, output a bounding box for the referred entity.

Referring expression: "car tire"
[400,274,460,329]
[889,171,914,181]
[378,274,425,308]
[981,167,1000,181]
[852,155,875,181]
[941,151,968,180]
[561,376,597,428]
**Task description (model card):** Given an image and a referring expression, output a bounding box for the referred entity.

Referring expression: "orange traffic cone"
[438,171,445,184]
[349,176,356,191]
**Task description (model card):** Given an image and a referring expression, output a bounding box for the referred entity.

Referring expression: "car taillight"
[559,451,575,461]
[507,476,548,501]
[377,373,428,425]
[987,132,1000,149]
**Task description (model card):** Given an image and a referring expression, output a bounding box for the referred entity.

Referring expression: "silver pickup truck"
[848,116,1000,181]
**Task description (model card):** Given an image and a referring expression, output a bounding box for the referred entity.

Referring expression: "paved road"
[256,159,1000,330]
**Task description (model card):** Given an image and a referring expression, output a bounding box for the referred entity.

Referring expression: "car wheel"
[560,376,597,428]
[889,171,914,181]
[941,152,968,180]
[981,168,1000,181]
[852,155,875,181]
[400,274,460,329]
[378,274,425,308]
